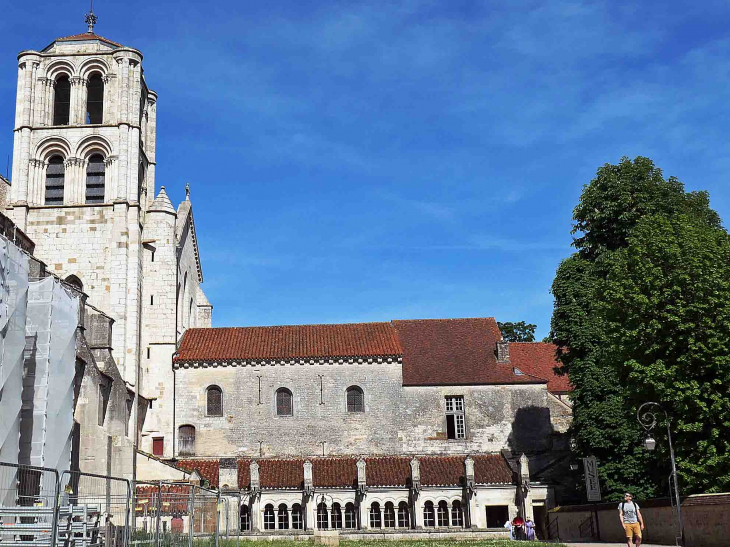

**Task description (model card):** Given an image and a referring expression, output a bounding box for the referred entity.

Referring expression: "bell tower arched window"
[45,155,65,205]
[85,154,105,203]
[86,73,104,124]
[53,76,71,126]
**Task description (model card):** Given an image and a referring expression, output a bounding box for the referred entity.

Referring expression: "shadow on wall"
[507,406,556,454]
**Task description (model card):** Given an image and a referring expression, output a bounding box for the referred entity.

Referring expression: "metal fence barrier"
[0,462,227,547]
[57,469,131,547]
[0,461,60,547]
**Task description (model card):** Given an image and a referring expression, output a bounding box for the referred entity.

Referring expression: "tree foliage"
[498,321,537,342]
[551,156,729,500]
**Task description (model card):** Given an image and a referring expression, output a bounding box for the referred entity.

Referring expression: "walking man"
[619,492,645,547]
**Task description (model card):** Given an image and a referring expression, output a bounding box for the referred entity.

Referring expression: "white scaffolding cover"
[21,276,79,473]
[0,234,29,467]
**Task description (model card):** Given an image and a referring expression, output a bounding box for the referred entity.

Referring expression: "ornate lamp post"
[636,402,684,546]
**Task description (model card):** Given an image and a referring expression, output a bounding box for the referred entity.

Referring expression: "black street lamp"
[636,402,684,546]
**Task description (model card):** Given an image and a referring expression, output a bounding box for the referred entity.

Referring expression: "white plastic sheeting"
[20,276,79,473]
[0,233,29,469]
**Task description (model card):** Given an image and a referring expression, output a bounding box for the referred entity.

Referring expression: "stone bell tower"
[5,10,157,385]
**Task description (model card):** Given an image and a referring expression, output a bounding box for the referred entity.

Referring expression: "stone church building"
[3,18,573,536]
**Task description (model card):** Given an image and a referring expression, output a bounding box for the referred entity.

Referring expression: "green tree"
[550,156,727,500]
[498,321,537,342]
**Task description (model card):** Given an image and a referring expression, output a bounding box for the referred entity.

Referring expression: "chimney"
[464,456,475,483]
[496,340,510,363]
[410,457,420,498]
[519,453,530,486]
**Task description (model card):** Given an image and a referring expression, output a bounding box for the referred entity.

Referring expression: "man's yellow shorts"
[624,522,642,539]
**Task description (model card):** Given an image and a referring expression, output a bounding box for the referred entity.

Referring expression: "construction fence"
[0,462,240,547]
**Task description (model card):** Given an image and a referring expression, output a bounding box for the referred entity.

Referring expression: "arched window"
[181,272,187,329]
[65,275,83,292]
[138,162,146,203]
[331,503,342,530]
[263,504,275,530]
[45,155,65,205]
[397,502,410,528]
[437,501,449,527]
[384,502,396,528]
[86,73,104,124]
[276,388,293,416]
[369,502,381,529]
[451,500,464,528]
[85,154,105,203]
[291,504,304,530]
[344,503,357,529]
[346,386,364,413]
[53,76,71,126]
[423,501,435,527]
[317,502,328,530]
[178,425,195,456]
[277,504,289,530]
[240,504,250,531]
[206,386,222,416]
[189,298,194,328]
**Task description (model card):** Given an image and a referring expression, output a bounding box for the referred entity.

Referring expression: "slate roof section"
[392,318,545,386]
[174,323,402,363]
[509,342,572,394]
[176,459,219,487]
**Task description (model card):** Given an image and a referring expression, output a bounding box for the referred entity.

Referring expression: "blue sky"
[1,1,728,339]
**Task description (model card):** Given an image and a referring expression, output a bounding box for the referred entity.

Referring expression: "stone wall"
[172,363,571,458]
[548,494,730,547]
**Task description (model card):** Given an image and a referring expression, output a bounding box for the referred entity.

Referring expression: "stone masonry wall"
[173,363,570,458]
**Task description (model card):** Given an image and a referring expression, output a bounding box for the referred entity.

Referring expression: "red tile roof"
[312,458,358,488]
[393,318,545,386]
[365,457,412,487]
[258,459,304,489]
[176,459,219,487]
[509,342,572,394]
[420,456,465,486]
[175,323,402,363]
[54,32,123,47]
[473,455,514,485]
[238,459,251,489]
[155,455,515,492]
[135,484,192,515]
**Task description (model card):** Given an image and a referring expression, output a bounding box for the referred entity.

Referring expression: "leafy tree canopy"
[498,321,537,342]
[550,156,728,500]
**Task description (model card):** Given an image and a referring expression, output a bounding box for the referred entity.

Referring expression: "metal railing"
[0,461,60,547]
[0,462,231,547]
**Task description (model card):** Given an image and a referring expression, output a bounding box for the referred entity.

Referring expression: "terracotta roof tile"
[175,323,402,363]
[238,459,251,489]
[365,457,411,487]
[55,32,123,47]
[312,458,358,488]
[176,459,219,487]
[473,454,514,484]
[420,456,465,486]
[393,318,544,386]
[509,342,572,394]
[258,459,304,489]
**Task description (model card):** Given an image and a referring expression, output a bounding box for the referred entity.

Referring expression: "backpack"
[621,501,637,513]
